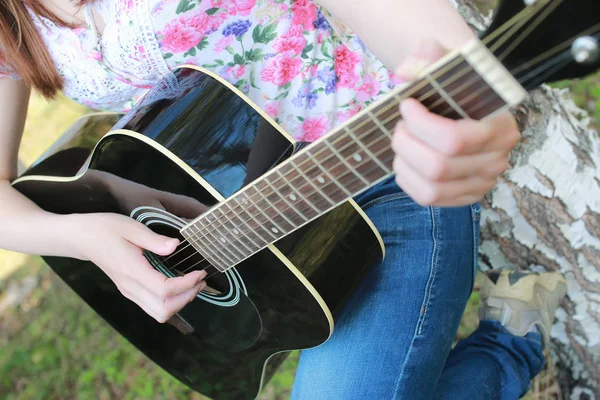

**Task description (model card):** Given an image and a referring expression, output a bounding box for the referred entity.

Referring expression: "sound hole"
[148,224,230,296]
[133,207,261,351]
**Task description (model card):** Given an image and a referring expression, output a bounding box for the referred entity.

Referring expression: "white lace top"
[1,0,401,142]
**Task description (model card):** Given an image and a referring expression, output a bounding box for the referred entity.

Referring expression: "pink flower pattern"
[160,14,208,53]
[356,74,382,102]
[152,1,398,141]
[300,116,329,141]
[261,52,303,86]
[334,45,360,89]
[291,0,318,31]
[273,25,306,55]
[265,102,280,118]
[1,1,398,141]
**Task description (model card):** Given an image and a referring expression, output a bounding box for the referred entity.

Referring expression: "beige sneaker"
[479,270,567,346]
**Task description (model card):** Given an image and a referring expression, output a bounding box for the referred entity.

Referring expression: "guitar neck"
[182,39,527,273]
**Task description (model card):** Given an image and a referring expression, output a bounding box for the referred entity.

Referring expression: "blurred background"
[1,2,599,399]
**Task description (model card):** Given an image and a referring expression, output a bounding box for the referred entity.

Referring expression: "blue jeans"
[291,177,545,400]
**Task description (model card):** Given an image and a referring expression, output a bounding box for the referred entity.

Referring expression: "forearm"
[0,180,82,258]
[0,79,81,258]
[316,0,475,69]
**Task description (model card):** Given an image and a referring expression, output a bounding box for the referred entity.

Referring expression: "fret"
[400,80,433,106]
[322,138,370,187]
[381,97,405,133]
[235,190,280,240]
[344,127,391,175]
[367,110,394,140]
[403,84,460,120]
[266,171,319,221]
[264,172,309,224]
[447,80,504,120]
[245,184,291,234]
[184,222,230,270]
[315,141,364,194]
[427,76,475,117]
[198,214,240,264]
[253,180,296,231]
[220,201,262,250]
[462,88,506,120]
[370,101,402,141]
[223,199,270,247]
[333,133,385,184]
[306,146,352,197]
[210,207,253,256]
[430,58,494,120]
[289,159,335,207]
[362,132,394,170]
[371,146,396,170]
[434,59,480,102]
[462,40,526,109]
[347,118,395,174]
[425,74,470,119]
[291,151,348,204]
[276,163,322,214]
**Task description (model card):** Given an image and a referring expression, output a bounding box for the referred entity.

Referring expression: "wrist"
[52,213,90,260]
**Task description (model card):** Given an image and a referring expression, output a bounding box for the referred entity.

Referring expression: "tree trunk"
[452,1,600,398]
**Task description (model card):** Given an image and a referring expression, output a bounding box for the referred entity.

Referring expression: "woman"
[0,0,566,398]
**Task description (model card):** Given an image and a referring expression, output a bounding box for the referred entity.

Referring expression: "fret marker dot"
[353,153,363,162]
[220,238,227,243]
[290,194,297,201]
[233,229,239,235]
[317,176,325,184]
[271,227,279,234]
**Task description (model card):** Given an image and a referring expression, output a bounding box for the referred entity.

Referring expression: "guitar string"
[160,3,548,269]
[166,76,496,274]
[185,0,562,261]
[171,57,543,276]
[510,22,600,78]
[161,0,548,264]
[496,0,564,63]
[159,2,565,274]
[165,84,474,273]
[171,43,575,277]
[163,3,560,273]
[165,48,507,266]
[163,58,472,266]
[167,63,502,272]
[171,38,582,278]
[192,38,560,281]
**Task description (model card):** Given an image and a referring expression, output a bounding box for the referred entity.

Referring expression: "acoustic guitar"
[12,0,600,398]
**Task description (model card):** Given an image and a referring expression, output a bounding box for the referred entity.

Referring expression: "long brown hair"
[0,0,88,97]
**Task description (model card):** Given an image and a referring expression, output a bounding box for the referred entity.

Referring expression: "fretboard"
[181,39,527,272]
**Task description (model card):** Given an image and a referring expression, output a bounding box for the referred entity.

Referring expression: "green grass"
[0,257,477,400]
[0,258,299,400]
[1,70,599,398]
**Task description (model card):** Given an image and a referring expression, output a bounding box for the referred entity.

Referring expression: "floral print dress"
[0,0,401,142]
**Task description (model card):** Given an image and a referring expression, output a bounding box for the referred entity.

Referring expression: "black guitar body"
[483,0,600,87]
[12,0,600,398]
[13,67,384,399]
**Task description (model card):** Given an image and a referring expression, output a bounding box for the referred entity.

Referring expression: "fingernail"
[165,238,179,247]
[197,270,208,280]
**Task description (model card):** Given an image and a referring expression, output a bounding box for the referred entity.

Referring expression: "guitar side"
[13,67,384,399]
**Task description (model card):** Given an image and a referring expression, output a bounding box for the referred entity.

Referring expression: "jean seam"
[391,206,439,400]
[359,192,410,211]
[470,203,481,291]
[418,206,439,336]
